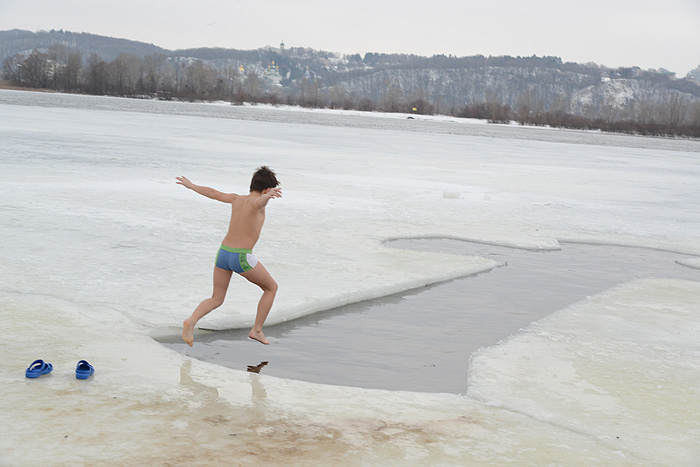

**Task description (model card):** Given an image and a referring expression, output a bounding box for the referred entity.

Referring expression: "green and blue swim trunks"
[215,245,258,274]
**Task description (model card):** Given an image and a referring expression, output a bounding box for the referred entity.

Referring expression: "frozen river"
[2,89,700,465]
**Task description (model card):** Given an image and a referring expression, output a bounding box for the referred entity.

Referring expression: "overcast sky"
[1,0,698,75]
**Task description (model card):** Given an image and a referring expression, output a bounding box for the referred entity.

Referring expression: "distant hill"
[2,29,699,133]
[0,29,167,63]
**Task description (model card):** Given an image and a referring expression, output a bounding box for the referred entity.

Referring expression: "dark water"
[158,240,700,394]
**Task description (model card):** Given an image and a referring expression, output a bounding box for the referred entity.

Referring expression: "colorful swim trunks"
[215,245,258,274]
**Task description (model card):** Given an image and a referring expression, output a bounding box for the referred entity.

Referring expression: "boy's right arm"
[176,176,238,203]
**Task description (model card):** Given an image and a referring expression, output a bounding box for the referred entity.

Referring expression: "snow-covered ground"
[1,89,699,465]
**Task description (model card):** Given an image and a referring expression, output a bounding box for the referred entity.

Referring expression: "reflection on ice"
[246,361,269,374]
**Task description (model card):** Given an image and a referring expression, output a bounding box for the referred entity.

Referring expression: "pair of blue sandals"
[25,359,94,379]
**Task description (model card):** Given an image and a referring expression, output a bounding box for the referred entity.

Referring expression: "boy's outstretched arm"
[253,187,283,209]
[176,176,237,203]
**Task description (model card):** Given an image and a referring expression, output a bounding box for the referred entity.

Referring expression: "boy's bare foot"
[248,329,270,345]
[182,318,195,346]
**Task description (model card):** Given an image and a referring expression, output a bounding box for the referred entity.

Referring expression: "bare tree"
[406,87,433,115]
[218,65,239,98]
[665,93,686,127]
[327,84,347,109]
[245,70,261,101]
[298,76,312,106]
[143,54,167,95]
[22,50,50,88]
[84,54,108,95]
[690,102,700,128]
[157,59,177,97]
[109,53,141,95]
[430,75,446,115]
[63,50,82,91]
[381,78,404,112]
[185,60,216,97]
[307,79,322,108]
[46,44,82,91]
[2,53,24,82]
[515,91,534,124]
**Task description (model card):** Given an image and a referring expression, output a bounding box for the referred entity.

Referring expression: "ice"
[1,89,700,465]
[468,279,700,464]
[678,257,700,270]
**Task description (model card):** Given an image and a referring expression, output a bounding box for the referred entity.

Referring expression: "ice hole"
[157,239,700,393]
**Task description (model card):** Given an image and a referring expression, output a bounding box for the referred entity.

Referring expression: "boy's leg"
[240,262,278,345]
[182,266,233,346]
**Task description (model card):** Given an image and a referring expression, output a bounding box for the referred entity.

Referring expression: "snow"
[1,89,700,465]
[469,279,700,465]
[678,257,700,270]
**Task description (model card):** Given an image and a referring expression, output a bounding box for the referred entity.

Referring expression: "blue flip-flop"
[75,360,94,380]
[25,359,53,378]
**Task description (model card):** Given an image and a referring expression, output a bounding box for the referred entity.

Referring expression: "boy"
[177,166,282,346]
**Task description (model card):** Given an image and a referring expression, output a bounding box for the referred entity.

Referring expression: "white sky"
[1,0,699,75]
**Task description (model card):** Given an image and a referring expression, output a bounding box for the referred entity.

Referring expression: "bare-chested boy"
[177,166,282,346]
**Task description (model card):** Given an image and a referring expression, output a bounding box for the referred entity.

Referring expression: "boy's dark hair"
[250,166,280,192]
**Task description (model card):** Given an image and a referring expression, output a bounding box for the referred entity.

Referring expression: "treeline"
[458,102,700,138]
[2,44,241,100]
[2,44,330,105]
[3,44,700,138]
[0,44,444,111]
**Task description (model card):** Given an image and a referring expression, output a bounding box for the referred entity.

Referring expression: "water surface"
[159,240,700,393]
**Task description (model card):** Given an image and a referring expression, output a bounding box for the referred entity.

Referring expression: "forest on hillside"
[2,29,700,137]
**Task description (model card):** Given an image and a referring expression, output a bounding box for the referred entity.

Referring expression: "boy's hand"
[254,187,282,209]
[176,176,194,189]
[265,187,283,199]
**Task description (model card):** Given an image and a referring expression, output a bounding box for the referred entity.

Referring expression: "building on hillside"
[264,60,283,87]
[236,64,246,85]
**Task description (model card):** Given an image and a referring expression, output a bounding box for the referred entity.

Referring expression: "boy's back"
[224,193,268,250]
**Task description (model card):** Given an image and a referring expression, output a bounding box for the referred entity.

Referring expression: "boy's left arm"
[254,187,283,209]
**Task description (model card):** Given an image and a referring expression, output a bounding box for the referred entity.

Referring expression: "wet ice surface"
[3,90,700,465]
[161,240,700,393]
